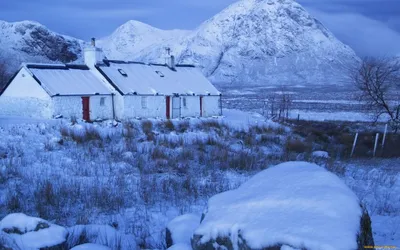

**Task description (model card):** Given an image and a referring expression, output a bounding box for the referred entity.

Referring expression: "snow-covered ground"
[0,110,399,249]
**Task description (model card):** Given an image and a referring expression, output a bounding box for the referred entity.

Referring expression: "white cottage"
[0,39,222,121]
[82,39,222,120]
[0,64,115,121]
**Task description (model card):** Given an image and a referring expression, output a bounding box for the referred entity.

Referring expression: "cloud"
[307,8,400,56]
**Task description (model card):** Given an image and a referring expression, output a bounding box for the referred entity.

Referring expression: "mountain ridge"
[0,0,359,85]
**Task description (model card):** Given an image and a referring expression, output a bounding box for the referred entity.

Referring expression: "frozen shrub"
[141,120,153,134]
[177,121,190,133]
[285,138,310,153]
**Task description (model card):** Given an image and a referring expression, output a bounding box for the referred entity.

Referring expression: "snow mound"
[0,213,68,249]
[167,243,193,250]
[166,213,200,247]
[71,243,111,250]
[312,151,330,159]
[192,162,364,250]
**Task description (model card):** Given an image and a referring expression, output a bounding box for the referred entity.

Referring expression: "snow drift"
[191,162,374,250]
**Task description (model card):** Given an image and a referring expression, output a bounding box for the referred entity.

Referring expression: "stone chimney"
[165,55,176,70]
[84,37,105,68]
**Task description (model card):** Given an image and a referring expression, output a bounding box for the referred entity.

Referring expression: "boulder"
[166,214,200,248]
[191,162,374,250]
[0,213,68,250]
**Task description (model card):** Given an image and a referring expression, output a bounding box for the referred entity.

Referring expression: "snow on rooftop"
[98,62,220,96]
[194,162,362,250]
[27,65,112,96]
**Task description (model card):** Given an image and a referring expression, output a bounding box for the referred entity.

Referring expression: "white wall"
[0,68,53,118]
[52,96,82,119]
[181,96,201,118]
[113,93,124,121]
[52,95,113,120]
[0,96,53,118]
[202,95,222,117]
[2,67,51,100]
[90,96,114,120]
[124,95,166,119]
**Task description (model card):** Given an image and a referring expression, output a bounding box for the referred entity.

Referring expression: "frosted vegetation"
[0,112,399,249]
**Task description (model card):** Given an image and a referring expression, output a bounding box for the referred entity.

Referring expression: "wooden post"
[350,133,359,158]
[373,133,379,157]
[382,124,388,150]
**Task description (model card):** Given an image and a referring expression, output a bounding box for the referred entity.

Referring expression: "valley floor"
[0,110,399,249]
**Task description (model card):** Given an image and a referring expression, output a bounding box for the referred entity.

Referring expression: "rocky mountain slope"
[0,0,359,85]
[0,20,83,70]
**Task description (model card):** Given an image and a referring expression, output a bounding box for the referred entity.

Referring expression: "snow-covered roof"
[25,64,112,96]
[97,60,220,96]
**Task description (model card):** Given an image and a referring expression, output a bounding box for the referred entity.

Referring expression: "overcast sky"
[0,0,399,56]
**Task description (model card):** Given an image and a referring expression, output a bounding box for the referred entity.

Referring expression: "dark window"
[182,97,187,108]
[118,69,128,77]
[155,71,165,77]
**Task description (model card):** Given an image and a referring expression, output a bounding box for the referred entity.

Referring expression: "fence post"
[373,133,379,157]
[351,133,359,158]
[382,123,388,151]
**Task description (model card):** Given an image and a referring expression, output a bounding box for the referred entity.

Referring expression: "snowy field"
[0,110,399,249]
[219,83,395,122]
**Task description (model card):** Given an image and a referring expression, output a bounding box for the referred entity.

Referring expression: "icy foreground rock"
[191,162,374,250]
[0,213,68,249]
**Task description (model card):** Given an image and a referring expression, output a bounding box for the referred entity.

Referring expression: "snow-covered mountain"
[0,20,83,70]
[0,0,359,85]
[99,0,359,84]
[98,20,190,60]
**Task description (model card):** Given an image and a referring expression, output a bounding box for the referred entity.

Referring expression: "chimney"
[166,55,176,70]
[85,37,105,68]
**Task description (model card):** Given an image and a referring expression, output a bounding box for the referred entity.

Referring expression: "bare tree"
[262,86,293,121]
[350,57,400,132]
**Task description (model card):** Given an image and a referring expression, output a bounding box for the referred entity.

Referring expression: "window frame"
[100,97,105,106]
[141,96,148,109]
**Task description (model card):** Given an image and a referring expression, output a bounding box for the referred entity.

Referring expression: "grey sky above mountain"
[0,0,399,56]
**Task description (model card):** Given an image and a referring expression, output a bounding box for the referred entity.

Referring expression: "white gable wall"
[0,68,54,118]
[124,96,166,119]
[2,68,51,100]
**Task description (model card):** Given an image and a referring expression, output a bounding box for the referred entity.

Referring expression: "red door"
[82,97,90,121]
[200,96,203,117]
[166,96,171,119]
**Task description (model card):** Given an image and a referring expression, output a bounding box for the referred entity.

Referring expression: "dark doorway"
[166,96,171,119]
[200,96,203,117]
[82,97,90,121]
